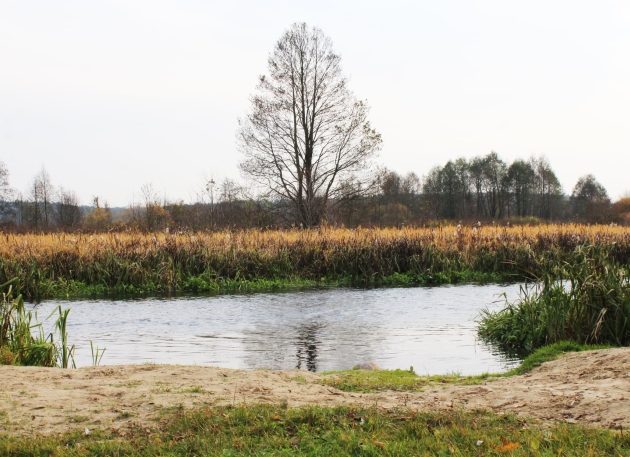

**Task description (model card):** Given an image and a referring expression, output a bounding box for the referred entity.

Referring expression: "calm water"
[31,284,522,374]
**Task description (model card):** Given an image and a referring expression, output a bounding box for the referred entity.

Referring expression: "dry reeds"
[0,225,628,299]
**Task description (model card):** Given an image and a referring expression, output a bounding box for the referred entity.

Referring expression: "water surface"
[33,284,522,374]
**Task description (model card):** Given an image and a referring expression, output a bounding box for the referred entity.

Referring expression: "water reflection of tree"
[295,322,323,371]
[237,291,384,371]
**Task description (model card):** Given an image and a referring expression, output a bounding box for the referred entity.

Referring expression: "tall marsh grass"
[478,246,630,354]
[0,225,629,299]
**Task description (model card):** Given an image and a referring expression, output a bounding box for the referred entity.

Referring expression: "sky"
[1,0,629,206]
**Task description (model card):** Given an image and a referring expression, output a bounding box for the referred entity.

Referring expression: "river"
[31,284,522,374]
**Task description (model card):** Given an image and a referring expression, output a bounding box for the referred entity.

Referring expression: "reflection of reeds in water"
[0,225,629,298]
[479,245,630,354]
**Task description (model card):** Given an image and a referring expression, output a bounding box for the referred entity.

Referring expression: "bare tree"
[55,188,82,230]
[239,23,382,227]
[27,168,54,230]
[0,162,11,200]
[140,183,170,231]
[0,161,14,220]
[531,157,562,220]
[219,178,244,203]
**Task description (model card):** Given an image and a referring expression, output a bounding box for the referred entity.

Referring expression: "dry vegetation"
[1,224,629,299]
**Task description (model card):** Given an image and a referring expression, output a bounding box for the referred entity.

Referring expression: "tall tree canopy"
[239,23,382,227]
[422,154,567,221]
[571,174,610,221]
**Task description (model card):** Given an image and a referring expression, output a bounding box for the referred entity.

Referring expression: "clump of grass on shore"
[1,405,628,456]
[321,341,608,393]
[479,246,630,355]
[1,225,630,300]
[321,368,497,392]
[0,279,75,368]
[506,341,611,375]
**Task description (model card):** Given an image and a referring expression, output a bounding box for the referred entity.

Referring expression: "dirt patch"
[1,348,628,435]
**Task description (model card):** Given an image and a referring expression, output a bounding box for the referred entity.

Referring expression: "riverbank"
[2,225,629,300]
[1,347,628,437]
[20,270,506,301]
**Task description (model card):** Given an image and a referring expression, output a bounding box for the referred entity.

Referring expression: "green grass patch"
[506,341,611,376]
[322,368,425,392]
[18,270,518,301]
[67,415,89,424]
[0,405,627,456]
[34,276,329,300]
[180,385,206,394]
[321,368,497,393]
[27,270,515,300]
[0,280,76,368]
[322,342,609,393]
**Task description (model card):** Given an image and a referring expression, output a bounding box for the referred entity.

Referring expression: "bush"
[478,245,630,355]
[0,279,75,367]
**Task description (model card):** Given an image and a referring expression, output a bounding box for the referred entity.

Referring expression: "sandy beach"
[1,348,628,436]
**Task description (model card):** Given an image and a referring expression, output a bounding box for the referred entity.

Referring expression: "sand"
[1,348,628,436]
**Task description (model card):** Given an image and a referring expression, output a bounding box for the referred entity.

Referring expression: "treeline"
[339,152,629,227]
[1,153,629,232]
[421,152,616,222]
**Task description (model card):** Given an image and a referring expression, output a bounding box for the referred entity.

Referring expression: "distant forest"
[1,151,629,232]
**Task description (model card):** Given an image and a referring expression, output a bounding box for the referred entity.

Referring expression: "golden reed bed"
[0,224,628,299]
[1,224,629,254]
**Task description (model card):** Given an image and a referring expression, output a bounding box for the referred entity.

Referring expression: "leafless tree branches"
[239,23,381,227]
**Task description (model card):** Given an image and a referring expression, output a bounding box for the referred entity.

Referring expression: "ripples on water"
[30,284,522,374]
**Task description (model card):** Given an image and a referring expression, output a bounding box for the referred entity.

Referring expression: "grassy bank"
[1,405,628,456]
[479,246,630,355]
[29,270,505,300]
[1,225,630,300]
[321,341,607,393]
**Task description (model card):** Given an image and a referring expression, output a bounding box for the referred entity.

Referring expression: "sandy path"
[1,348,628,435]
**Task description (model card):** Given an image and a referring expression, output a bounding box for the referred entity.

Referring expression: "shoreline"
[1,347,628,436]
[25,270,511,301]
[4,225,629,301]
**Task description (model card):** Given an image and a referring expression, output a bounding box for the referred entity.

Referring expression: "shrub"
[479,246,630,354]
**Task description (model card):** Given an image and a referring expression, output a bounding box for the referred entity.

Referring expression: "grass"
[36,276,329,300]
[0,405,628,456]
[180,385,206,394]
[68,415,90,424]
[321,368,496,393]
[321,342,608,393]
[0,279,76,368]
[115,411,135,420]
[20,271,508,300]
[505,341,611,375]
[479,245,630,355]
[1,225,629,300]
[115,380,142,388]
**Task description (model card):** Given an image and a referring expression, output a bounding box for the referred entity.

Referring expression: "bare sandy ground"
[1,348,628,435]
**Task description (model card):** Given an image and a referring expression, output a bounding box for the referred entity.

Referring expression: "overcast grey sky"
[1,0,629,206]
